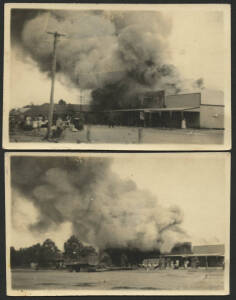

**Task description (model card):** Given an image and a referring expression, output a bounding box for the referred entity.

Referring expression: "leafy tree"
[80,246,97,257]
[26,243,41,263]
[63,235,84,260]
[10,243,43,268]
[58,99,67,105]
[10,236,98,269]
[10,247,18,267]
[36,239,61,267]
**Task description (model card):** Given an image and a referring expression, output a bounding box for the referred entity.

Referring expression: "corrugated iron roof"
[144,107,200,112]
[162,253,224,257]
[160,244,225,257]
[192,244,225,255]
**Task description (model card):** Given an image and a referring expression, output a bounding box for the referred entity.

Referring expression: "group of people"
[10,115,48,133]
[143,257,195,271]
[10,114,85,142]
[31,116,48,134]
[47,116,84,141]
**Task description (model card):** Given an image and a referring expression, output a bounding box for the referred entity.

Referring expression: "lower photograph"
[5,152,230,296]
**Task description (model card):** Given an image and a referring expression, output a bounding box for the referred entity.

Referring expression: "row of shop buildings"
[142,244,225,269]
[10,89,224,130]
[27,243,224,271]
[103,89,224,129]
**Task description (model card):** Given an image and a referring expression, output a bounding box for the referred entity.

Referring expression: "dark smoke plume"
[11,9,48,46]
[11,156,187,253]
[12,9,183,109]
[193,78,205,90]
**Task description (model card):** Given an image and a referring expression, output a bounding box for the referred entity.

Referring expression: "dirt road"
[10,126,224,145]
[11,269,224,291]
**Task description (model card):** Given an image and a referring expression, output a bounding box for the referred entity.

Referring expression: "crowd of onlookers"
[142,256,224,270]
[142,257,201,271]
[9,114,84,141]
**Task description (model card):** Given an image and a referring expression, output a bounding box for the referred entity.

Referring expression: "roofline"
[193,244,225,247]
[166,92,201,97]
[146,106,200,112]
[160,254,224,257]
[102,107,200,113]
[200,104,224,107]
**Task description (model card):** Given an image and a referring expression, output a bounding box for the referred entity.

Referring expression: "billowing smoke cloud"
[11,156,187,253]
[12,9,184,109]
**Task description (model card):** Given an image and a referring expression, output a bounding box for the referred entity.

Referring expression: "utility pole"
[80,89,83,112]
[46,31,65,139]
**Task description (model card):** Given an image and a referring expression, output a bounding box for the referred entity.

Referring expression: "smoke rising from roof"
[11,156,187,253]
[12,9,184,109]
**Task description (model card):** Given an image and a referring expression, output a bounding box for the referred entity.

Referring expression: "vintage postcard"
[5,152,230,295]
[3,3,231,150]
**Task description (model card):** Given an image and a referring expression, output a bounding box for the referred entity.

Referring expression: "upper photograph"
[3,3,231,150]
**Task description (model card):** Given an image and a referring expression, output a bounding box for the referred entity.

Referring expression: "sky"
[167,10,226,92]
[9,8,229,108]
[10,153,230,250]
[111,153,230,247]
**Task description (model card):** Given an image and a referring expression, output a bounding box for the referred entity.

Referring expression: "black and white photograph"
[5,152,230,295]
[3,3,231,150]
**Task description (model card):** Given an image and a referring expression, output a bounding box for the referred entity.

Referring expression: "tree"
[38,239,61,267]
[80,246,97,257]
[58,99,66,105]
[10,247,18,268]
[63,235,84,260]
[10,243,42,268]
[26,243,41,264]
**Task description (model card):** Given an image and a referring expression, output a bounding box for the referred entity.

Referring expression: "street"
[10,126,224,145]
[11,268,224,291]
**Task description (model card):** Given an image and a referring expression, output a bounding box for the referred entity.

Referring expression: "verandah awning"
[103,107,200,113]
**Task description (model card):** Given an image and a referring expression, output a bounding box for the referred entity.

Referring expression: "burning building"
[10,9,224,130]
[10,10,182,118]
[142,243,225,269]
[51,242,225,271]
[100,89,224,129]
[10,88,224,130]
[11,156,189,261]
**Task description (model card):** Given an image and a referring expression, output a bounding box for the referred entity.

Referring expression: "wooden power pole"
[80,89,83,112]
[46,31,65,139]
